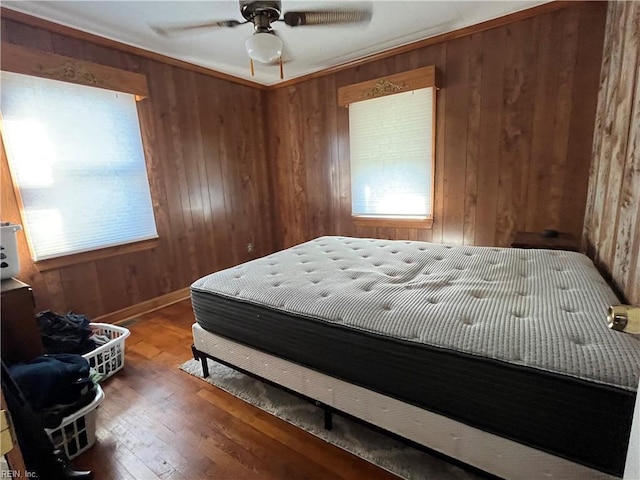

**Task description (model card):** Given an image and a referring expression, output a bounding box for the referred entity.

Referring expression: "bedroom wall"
[0,18,275,318]
[583,0,640,305]
[266,2,607,250]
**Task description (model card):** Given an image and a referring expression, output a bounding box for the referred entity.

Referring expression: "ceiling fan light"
[245,32,283,64]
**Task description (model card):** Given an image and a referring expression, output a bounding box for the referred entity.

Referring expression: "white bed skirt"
[192,323,617,480]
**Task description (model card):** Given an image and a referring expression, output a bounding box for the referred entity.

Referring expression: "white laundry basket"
[0,223,22,280]
[45,385,105,460]
[82,323,130,382]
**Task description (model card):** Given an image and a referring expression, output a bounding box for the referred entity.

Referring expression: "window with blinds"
[1,71,157,261]
[339,66,437,227]
[349,87,433,219]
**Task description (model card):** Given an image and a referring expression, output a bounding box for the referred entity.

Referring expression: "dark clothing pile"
[37,310,97,355]
[1,360,95,479]
[8,354,97,428]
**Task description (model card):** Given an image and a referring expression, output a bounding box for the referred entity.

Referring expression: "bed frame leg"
[324,408,333,431]
[191,345,209,378]
[200,356,209,378]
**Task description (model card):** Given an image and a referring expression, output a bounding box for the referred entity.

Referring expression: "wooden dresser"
[1,278,44,364]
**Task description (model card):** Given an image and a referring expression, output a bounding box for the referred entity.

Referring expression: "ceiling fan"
[151,1,372,77]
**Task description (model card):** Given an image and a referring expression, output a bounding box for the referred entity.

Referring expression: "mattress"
[191,236,640,476]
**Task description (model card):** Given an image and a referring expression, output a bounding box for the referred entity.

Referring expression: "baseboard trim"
[94,287,191,325]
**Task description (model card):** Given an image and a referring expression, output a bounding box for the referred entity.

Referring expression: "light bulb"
[245,32,283,64]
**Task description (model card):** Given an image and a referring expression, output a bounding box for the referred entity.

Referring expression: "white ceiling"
[3,1,549,86]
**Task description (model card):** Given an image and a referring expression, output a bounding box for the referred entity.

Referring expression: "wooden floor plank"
[72,299,404,479]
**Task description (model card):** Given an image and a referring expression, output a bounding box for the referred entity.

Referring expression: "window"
[339,66,437,228]
[1,70,157,262]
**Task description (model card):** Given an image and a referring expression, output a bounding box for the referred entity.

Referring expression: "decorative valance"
[338,65,437,107]
[0,43,149,100]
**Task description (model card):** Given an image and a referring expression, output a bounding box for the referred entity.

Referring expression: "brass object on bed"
[608,305,640,334]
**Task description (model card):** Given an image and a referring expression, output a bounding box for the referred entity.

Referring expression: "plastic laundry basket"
[82,323,130,382]
[45,385,105,460]
[0,223,22,280]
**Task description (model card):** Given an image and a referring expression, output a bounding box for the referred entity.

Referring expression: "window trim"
[33,238,159,271]
[338,66,438,229]
[352,217,434,229]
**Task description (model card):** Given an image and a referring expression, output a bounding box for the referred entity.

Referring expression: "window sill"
[34,238,159,271]
[352,216,433,229]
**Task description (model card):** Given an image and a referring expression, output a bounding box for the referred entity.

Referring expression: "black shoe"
[53,450,93,480]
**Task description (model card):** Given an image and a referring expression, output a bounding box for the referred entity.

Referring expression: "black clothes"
[8,354,96,428]
[1,361,93,480]
[37,311,97,355]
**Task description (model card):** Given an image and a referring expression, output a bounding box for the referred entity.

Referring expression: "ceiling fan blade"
[283,9,371,27]
[150,19,244,36]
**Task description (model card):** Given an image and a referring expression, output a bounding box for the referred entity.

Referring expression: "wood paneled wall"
[266,2,607,250]
[583,1,640,305]
[0,19,275,317]
[0,1,613,318]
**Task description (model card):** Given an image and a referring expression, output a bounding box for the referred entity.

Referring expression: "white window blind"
[1,71,158,261]
[349,87,433,218]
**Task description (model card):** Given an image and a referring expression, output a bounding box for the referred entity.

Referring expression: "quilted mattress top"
[191,236,640,390]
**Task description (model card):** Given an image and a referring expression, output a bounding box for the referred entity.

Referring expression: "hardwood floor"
[72,299,401,479]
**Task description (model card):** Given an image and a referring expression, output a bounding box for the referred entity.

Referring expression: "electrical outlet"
[246,243,254,253]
